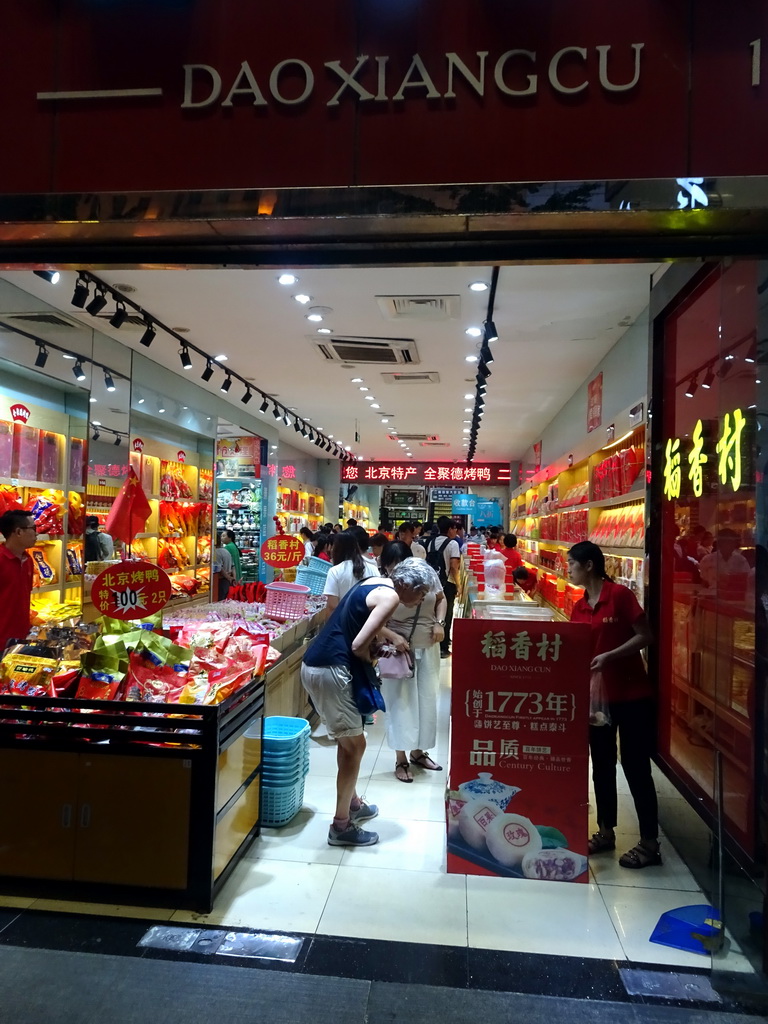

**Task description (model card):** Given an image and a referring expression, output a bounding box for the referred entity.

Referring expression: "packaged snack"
[0,650,59,697]
[124,647,190,703]
[31,546,57,587]
[66,543,83,579]
[76,651,125,701]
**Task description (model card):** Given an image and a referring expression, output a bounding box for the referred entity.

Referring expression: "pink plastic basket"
[264,581,311,621]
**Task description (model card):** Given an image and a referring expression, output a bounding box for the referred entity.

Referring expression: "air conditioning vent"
[381,372,440,385]
[420,441,451,447]
[388,433,439,442]
[93,312,148,329]
[312,336,419,365]
[377,295,460,321]
[3,311,82,329]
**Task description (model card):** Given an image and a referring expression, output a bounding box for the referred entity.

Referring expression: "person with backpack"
[424,516,461,659]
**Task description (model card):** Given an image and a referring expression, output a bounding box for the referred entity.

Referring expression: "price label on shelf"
[90,560,172,620]
[260,535,304,569]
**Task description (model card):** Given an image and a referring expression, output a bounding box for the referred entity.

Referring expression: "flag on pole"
[104,466,153,544]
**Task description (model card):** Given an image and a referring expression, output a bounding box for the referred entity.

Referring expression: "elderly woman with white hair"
[379,541,447,783]
[301,555,433,848]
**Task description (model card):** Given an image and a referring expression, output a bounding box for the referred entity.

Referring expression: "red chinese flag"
[104,467,153,544]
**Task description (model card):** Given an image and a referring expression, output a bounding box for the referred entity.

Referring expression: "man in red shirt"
[0,510,37,652]
[502,533,524,570]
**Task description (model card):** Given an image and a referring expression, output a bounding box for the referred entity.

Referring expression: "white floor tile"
[362,775,447,822]
[170,859,339,933]
[254,808,346,866]
[340,818,447,874]
[601,886,753,971]
[29,899,174,920]
[466,874,625,960]
[590,834,701,892]
[319,864,467,946]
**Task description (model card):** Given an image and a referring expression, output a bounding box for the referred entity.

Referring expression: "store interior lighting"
[701,366,715,389]
[104,371,116,392]
[139,321,156,347]
[34,343,48,368]
[179,346,193,370]
[272,403,281,419]
[73,360,86,382]
[684,376,698,398]
[484,319,499,343]
[201,360,214,382]
[294,418,302,432]
[109,302,128,329]
[220,373,232,393]
[113,435,122,446]
[85,289,107,316]
[241,387,253,405]
[34,270,60,285]
[71,275,89,308]
[259,397,269,414]
[91,429,100,441]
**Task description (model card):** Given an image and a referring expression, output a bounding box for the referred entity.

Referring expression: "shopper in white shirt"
[299,526,315,559]
[424,516,461,658]
[323,530,379,615]
[698,529,750,589]
[398,521,426,559]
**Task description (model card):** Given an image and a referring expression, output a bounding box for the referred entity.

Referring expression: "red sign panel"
[2,1,768,195]
[342,462,511,486]
[131,438,144,453]
[447,619,591,882]
[91,560,171,620]
[587,372,604,433]
[260,534,305,569]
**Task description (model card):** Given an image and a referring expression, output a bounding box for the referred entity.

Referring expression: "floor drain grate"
[138,925,304,962]
[620,968,722,1003]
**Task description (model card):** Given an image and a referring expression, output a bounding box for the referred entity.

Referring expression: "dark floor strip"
[0,907,763,1016]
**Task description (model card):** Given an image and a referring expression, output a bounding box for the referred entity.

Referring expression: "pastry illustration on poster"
[447,619,591,883]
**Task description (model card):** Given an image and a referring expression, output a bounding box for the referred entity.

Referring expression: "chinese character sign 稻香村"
[664,407,750,500]
[447,619,591,883]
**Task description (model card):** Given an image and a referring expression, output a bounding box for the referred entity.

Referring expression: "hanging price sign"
[260,535,305,569]
[90,560,172,620]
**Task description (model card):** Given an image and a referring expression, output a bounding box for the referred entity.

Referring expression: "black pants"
[589,697,659,841]
[441,581,457,654]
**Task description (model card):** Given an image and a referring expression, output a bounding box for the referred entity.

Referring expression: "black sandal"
[395,761,413,783]
[619,843,662,869]
[409,751,443,771]
[588,831,616,855]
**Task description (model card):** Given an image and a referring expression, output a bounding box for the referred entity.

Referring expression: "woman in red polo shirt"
[568,541,660,869]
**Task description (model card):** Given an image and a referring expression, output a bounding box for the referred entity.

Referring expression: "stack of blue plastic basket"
[261,716,311,827]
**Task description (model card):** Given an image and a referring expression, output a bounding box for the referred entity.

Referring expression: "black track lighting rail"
[72,271,351,462]
[466,265,500,464]
[0,318,130,384]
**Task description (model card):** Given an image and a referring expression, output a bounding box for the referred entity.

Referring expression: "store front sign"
[91,560,172,619]
[343,462,510,486]
[260,534,304,569]
[5,1,768,194]
[452,493,478,514]
[10,404,30,424]
[663,408,749,500]
[132,438,145,453]
[448,620,591,882]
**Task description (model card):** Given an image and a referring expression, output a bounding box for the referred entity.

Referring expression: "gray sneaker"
[327,822,379,847]
[350,800,378,824]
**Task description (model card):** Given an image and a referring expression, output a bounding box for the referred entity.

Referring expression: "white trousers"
[380,643,440,753]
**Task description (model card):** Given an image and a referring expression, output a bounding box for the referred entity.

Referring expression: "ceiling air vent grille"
[420,441,450,447]
[381,372,440,385]
[388,433,439,442]
[4,311,82,329]
[377,295,460,321]
[312,336,418,365]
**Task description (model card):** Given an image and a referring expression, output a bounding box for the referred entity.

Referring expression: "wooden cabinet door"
[74,754,192,890]
[0,749,78,879]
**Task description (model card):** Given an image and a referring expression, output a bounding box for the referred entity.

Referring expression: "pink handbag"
[377,605,420,679]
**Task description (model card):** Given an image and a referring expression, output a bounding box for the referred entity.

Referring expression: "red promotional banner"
[447,619,591,882]
[260,535,304,569]
[587,372,604,433]
[342,462,511,486]
[91,560,171,620]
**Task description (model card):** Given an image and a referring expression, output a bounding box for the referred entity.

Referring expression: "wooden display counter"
[0,677,264,913]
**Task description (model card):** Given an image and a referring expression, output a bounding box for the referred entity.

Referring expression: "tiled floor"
[0,662,757,978]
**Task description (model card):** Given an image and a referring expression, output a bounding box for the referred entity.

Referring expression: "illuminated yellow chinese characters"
[687,419,708,498]
[715,408,746,492]
[663,437,682,500]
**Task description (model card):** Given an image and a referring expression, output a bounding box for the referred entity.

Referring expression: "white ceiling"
[0,263,657,462]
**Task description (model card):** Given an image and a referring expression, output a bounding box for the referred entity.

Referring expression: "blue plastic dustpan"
[649,904,722,956]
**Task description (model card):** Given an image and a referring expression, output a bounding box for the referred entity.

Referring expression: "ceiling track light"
[284,413,292,427]
[71,274,89,308]
[91,429,100,441]
[140,321,156,347]
[73,361,86,382]
[478,361,491,378]
[272,403,282,419]
[201,360,214,382]
[34,269,60,285]
[179,346,193,370]
[301,424,308,437]
[85,288,107,316]
[34,343,49,368]
[109,302,128,329]
[480,343,494,365]
[259,397,269,414]
[294,418,302,432]
[684,377,698,398]
[241,387,253,405]
[484,319,499,343]
[701,367,715,389]
[220,373,232,393]
[104,371,115,392]
[113,434,122,447]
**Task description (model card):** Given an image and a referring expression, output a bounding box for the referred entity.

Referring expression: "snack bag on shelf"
[29,597,81,626]
[66,542,84,580]
[124,643,192,703]
[76,652,126,701]
[0,484,23,514]
[31,545,58,587]
[0,649,59,697]
[67,491,85,536]
[28,489,65,536]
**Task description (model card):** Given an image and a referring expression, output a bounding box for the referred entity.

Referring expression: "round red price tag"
[260,535,305,569]
[91,560,172,620]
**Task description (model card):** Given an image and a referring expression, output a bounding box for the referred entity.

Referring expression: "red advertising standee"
[447,619,591,882]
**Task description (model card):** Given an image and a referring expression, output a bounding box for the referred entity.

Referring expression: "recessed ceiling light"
[464,393,474,400]
[357,455,364,461]
[359,386,369,391]
[465,327,482,338]
[464,408,473,412]
[371,403,380,409]
[92,420,101,426]
[381,418,389,423]
[365,395,374,401]
[469,282,489,292]
[62,352,75,360]
[89,397,97,403]
[465,354,478,362]
[345,445,351,451]
[463,428,470,433]
[294,294,311,304]
[271,444,278,450]
[351,377,363,383]
[464,420,471,424]
[307,313,323,322]
[317,328,332,334]
[278,273,298,285]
